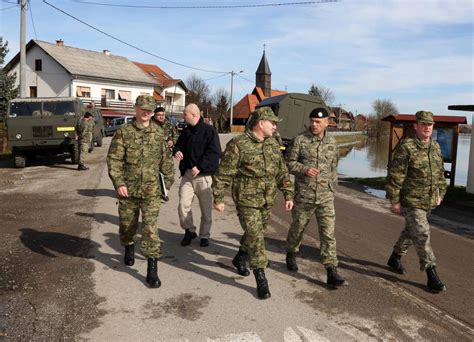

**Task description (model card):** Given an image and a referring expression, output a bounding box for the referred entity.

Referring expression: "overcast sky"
[1,0,473,121]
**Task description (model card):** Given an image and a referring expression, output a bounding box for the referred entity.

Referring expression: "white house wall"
[8,45,72,97]
[164,85,186,106]
[73,80,154,102]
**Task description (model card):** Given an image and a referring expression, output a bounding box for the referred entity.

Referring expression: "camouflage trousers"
[394,207,436,271]
[286,200,338,267]
[78,139,90,165]
[118,196,162,259]
[237,206,272,269]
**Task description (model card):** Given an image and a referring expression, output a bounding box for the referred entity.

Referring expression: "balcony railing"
[165,104,185,114]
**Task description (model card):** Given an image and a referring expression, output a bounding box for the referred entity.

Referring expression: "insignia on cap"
[318,112,323,118]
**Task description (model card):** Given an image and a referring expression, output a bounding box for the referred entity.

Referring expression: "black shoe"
[161,195,169,202]
[387,252,406,274]
[78,164,89,171]
[253,268,271,299]
[326,266,348,289]
[232,250,250,276]
[426,266,446,293]
[200,238,209,247]
[181,229,197,246]
[124,244,135,266]
[286,252,298,272]
[146,258,161,288]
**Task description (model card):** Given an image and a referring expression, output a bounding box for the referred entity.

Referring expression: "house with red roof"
[133,62,188,116]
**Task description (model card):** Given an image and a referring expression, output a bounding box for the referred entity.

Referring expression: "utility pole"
[229,70,243,132]
[19,0,27,97]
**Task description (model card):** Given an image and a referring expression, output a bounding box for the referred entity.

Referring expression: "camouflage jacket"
[107,120,175,199]
[386,137,447,210]
[286,130,338,204]
[212,131,294,208]
[78,118,94,141]
[154,119,178,145]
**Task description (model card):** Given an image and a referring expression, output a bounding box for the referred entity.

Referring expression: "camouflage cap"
[135,95,156,111]
[415,110,434,124]
[251,107,282,122]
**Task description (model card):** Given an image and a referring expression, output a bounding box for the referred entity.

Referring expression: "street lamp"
[229,70,244,132]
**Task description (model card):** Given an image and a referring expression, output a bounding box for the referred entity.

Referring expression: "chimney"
[56,39,64,47]
[103,50,110,56]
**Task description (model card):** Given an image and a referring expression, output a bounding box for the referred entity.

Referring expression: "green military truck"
[5,97,104,168]
[255,93,331,151]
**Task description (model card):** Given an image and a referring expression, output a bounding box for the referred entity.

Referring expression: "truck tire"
[96,131,103,147]
[70,143,79,164]
[14,154,27,168]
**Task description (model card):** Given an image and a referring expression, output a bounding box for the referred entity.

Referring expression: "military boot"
[326,266,348,289]
[124,244,135,266]
[253,268,271,299]
[286,252,298,272]
[146,258,161,288]
[77,164,89,171]
[426,266,446,293]
[232,250,250,276]
[387,251,406,274]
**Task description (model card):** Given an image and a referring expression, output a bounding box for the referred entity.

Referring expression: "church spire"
[256,47,272,97]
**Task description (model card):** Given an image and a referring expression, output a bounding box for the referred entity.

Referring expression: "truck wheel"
[96,131,103,147]
[14,154,27,168]
[70,143,79,164]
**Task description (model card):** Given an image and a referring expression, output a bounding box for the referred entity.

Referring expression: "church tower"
[255,49,272,97]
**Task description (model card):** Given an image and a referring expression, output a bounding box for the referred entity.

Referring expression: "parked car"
[177,119,187,132]
[104,116,134,136]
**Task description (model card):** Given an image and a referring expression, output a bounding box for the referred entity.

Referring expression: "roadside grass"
[333,133,368,145]
[344,176,474,202]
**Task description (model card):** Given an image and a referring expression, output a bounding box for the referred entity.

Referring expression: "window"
[35,59,42,71]
[101,88,115,99]
[76,86,91,98]
[118,90,131,102]
[30,86,37,98]
[166,96,172,105]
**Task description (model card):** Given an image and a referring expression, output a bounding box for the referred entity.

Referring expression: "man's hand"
[391,202,401,215]
[117,186,129,198]
[305,167,320,178]
[191,166,200,177]
[174,151,183,161]
[214,203,225,212]
[285,200,294,211]
[436,197,442,206]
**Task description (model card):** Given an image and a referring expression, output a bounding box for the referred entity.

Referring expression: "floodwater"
[338,134,472,187]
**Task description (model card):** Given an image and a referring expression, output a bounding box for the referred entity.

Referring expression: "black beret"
[154,106,166,113]
[309,108,329,119]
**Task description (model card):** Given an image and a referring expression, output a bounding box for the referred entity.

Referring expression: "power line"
[71,1,339,9]
[236,73,254,84]
[42,0,230,74]
[0,3,17,10]
[204,73,231,82]
[27,0,38,39]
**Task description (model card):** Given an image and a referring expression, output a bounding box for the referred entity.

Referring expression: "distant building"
[133,62,187,116]
[354,114,368,131]
[231,50,287,128]
[330,106,354,130]
[4,40,157,120]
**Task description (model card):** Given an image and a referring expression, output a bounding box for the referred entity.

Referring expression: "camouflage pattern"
[394,207,436,271]
[135,95,156,110]
[212,130,294,269]
[250,106,282,122]
[78,117,95,165]
[286,130,338,204]
[285,129,339,266]
[154,118,178,145]
[237,206,272,269]
[415,110,434,124]
[386,137,447,210]
[107,120,175,258]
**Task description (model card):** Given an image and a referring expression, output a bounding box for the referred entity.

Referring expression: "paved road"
[1,134,472,341]
[81,135,472,341]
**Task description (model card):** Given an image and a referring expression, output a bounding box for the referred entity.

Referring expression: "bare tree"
[185,74,211,111]
[368,99,398,137]
[308,84,335,106]
[211,87,229,132]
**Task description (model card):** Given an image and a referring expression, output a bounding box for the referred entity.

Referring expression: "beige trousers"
[177,169,213,238]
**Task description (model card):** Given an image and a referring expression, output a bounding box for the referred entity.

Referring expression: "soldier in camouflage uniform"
[212,107,294,299]
[153,106,178,149]
[285,108,348,289]
[385,110,447,293]
[77,112,95,171]
[107,95,175,288]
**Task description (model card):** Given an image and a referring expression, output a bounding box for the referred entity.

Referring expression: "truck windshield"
[43,101,76,116]
[8,102,42,117]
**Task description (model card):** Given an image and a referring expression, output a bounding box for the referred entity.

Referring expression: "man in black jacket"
[173,103,221,247]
